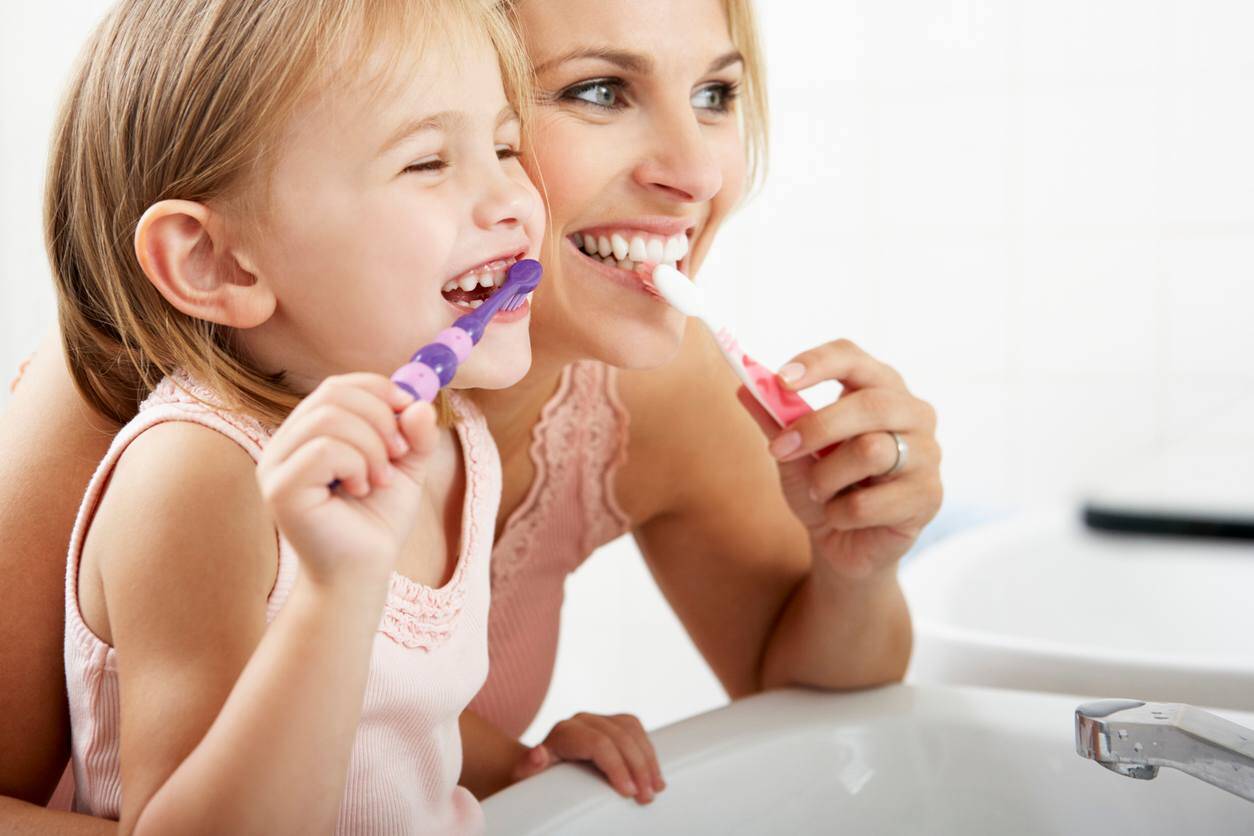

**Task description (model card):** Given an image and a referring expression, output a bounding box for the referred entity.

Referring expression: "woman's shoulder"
[614,322,762,516]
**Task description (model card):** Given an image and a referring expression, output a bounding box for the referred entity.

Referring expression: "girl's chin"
[450,347,533,390]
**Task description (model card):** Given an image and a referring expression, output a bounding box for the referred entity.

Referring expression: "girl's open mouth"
[440,253,526,312]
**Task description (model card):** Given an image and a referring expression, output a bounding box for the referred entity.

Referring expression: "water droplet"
[1117,729,1129,739]
[1133,743,1144,753]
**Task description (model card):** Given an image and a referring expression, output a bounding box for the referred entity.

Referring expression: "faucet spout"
[1076,698,1254,803]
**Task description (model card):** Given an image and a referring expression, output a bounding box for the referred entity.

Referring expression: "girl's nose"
[474,167,537,230]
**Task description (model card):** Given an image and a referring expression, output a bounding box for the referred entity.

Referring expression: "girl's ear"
[134,200,276,329]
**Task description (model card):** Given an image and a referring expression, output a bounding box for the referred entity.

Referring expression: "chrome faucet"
[1076,699,1254,803]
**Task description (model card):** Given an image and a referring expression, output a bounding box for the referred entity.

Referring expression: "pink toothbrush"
[644,263,834,458]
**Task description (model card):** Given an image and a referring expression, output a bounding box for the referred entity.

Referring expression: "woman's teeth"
[571,230,689,272]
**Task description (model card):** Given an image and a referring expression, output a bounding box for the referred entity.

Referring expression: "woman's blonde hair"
[47,0,533,426]
[723,0,769,192]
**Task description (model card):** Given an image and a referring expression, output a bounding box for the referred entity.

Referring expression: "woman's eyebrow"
[533,48,652,75]
[533,47,744,77]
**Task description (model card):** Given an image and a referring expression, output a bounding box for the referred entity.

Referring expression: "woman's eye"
[404,158,447,174]
[562,79,625,110]
[692,82,738,113]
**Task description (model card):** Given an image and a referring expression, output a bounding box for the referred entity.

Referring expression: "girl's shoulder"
[78,407,278,645]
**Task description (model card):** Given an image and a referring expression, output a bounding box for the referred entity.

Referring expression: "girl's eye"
[692,82,739,113]
[404,157,447,174]
[496,144,521,161]
[561,79,626,110]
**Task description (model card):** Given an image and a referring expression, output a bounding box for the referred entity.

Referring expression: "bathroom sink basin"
[902,508,1254,711]
[482,685,1252,835]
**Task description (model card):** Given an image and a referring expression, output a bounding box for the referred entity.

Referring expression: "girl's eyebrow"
[533,48,743,77]
[379,105,517,156]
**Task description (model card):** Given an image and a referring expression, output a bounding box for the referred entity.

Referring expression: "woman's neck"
[468,338,580,459]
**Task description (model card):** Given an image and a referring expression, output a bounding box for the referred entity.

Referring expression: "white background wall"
[3,2,1253,743]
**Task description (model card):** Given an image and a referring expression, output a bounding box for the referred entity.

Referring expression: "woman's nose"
[633,109,724,204]
[473,168,537,230]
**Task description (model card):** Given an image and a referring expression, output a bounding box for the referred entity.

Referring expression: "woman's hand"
[510,713,665,805]
[256,373,439,586]
[739,339,943,578]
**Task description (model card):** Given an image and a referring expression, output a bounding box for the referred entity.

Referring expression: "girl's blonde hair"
[47,0,533,426]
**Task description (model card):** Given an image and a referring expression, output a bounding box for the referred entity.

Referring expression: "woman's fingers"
[777,338,904,393]
[541,713,663,804]
[821,474,943,536]
[582,714,659,803]
[769,388,935,463]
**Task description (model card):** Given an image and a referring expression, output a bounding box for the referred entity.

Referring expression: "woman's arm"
[620,323,940,696]
[0,330,117,806]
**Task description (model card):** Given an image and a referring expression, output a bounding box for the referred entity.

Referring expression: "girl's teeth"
[628,236,648,262]
[646,238,665,263]
[443,280,458,293]
[458,274,479,292]
[479,273,496,289]
[469,299,483,309]
[611,233,629,261]
[597,235,612,258]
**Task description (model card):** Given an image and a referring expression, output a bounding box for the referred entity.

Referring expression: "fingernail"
[392,384,415,405]
[808,485,819,502]
[778,362,805,385]
[530,747,545,764]
[391,433,410,456]
[624,781,638,796]
[379,464,396,486]
[769,431,801,459]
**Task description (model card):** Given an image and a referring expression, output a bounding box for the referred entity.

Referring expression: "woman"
[0,0,940,827]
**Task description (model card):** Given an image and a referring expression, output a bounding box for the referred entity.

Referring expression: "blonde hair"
[723,0,769,192]
[47,0,533,426]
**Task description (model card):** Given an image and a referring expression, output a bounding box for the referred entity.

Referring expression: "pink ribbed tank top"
[471,361,633,738]
[62,372,498,834]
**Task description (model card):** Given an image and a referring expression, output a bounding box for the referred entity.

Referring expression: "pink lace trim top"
[470,360,633,738]
[63,372,497,834]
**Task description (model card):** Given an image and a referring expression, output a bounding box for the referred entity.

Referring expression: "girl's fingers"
[269,405,395,487]
[262,437,370,511]
[393,401,439,475]
[777,339,904,394]
[582,715,656,803]
[290,373,414,418]
[770,389,933,463]
[284,380,412,459]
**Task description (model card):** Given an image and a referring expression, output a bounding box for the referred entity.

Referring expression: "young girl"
[51,0,542,832]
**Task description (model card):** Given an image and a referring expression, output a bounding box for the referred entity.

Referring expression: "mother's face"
[516,0,748,369]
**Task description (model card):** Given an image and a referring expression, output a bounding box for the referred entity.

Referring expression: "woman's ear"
[134,200,275,329]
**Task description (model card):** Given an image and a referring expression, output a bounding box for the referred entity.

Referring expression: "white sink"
[482,685,1252,834]
[902,508,1254,711]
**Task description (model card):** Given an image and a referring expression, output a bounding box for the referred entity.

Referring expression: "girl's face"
[516,0,748,369]
[240,31,544,393]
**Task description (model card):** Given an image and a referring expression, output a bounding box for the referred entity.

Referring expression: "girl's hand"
[739,339,943,578]
[256,373,439,586]
[511,713,665,805]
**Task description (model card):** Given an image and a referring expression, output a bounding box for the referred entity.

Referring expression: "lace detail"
[378,390,495,651]
[8,354,33,395]
[491,361,631,595]
[145,370,274,449]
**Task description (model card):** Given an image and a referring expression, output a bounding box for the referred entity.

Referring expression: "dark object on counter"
[1083,504,1254,542]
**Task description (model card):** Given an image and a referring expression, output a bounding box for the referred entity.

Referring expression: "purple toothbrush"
[328,258,540,492]
[390,258,542,401]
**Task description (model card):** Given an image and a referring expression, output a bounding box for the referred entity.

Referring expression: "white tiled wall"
[3,2,1252,741]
